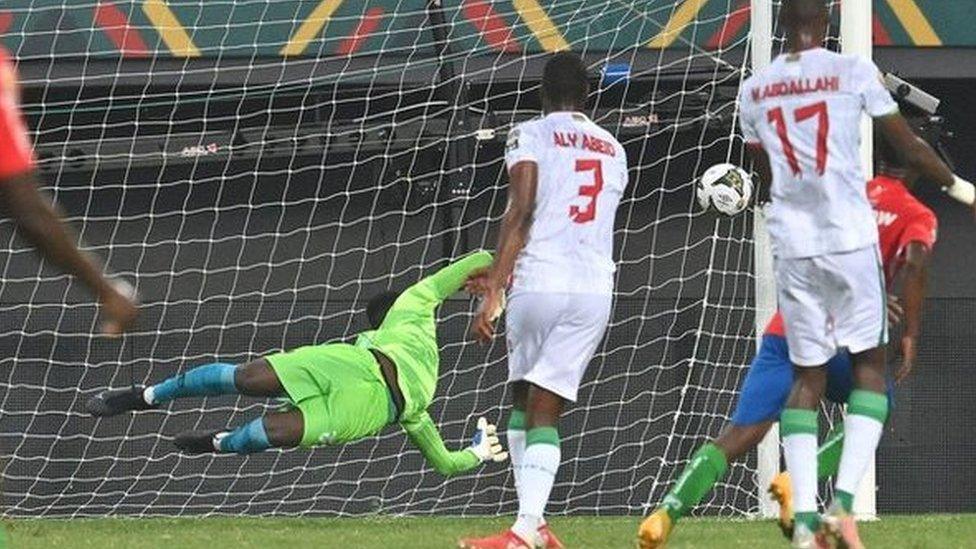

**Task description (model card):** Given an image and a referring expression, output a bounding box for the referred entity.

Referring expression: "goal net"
[0,0,840,518]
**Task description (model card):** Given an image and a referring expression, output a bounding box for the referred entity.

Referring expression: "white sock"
[508,429,526,499]
[835,413,884,496]
[512,442,560,542]
[783,433,818,515]
[143,386,155,405]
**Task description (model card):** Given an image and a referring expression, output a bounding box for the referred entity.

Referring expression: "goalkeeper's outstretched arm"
[396,250,494,312]
[402,412,507,477]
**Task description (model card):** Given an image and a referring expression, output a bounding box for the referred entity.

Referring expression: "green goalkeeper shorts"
[266,343,397,447]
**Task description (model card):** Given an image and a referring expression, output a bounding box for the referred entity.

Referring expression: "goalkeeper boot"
[86,386,155,416]
[768,471,795,539]
[174,430,220,454]
[637,508,672,549]
[791,522,830,549]
[537,524,564,549]
[458,529,539,549]
[822,502,864,549]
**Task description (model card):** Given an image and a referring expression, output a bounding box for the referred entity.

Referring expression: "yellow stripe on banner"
[513,0,569,52]
[281,0,345,56]
[142,0,201,57]
[885,0,942,46]
[648,0,710,49]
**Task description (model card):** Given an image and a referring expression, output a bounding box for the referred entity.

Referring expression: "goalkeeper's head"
[541,51,589,113]
[366,291,399,329]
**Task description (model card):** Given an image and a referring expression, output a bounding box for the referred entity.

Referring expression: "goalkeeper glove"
[469,417,508,462]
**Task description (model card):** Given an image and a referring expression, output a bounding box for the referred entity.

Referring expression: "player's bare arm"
[472,160,537,343]
[0,54,136,335]
[894,241,929,383]
[876,114,975,217]
[0,173,136,334]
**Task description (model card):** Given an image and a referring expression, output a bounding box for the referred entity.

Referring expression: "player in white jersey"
[738,2,970,547]
[459,52,628,549]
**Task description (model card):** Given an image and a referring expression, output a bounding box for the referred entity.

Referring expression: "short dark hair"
[541,51,589,110]
[780,0,828,29]
[366,291,399,329]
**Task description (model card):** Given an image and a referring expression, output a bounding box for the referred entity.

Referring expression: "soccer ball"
[696,163,753,216]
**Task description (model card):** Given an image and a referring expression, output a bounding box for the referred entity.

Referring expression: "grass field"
[4,514,976,548]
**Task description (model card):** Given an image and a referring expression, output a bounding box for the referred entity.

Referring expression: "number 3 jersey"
[505,112,628,295]
[738,47,898,259]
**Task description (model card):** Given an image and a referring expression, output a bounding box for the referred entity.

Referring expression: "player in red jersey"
[0,47,136,333]
[639,113,966,548]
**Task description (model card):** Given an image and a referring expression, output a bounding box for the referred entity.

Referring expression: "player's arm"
[875,115,953,190]
[893,241,930,384]
[858,58,976,215]
[0,64,136,334]
[399,250,494,310]
[745,144,773,204]
[472,161,537,342]
[402,412,506,477]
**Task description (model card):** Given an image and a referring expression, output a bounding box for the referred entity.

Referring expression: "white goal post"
[751,0,878,520]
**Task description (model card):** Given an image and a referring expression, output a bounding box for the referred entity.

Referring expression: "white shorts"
[775,245,887,367]
[505,291,612,402]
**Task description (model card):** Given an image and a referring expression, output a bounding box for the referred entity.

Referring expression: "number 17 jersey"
[505,112,628,295]
[738,48,899,259]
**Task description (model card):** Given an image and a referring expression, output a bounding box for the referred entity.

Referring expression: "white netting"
[0,0,766,517]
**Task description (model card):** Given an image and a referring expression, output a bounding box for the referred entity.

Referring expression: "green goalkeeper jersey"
[354,250,492,475]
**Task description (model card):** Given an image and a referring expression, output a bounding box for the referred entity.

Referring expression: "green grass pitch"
[5,514,976,548]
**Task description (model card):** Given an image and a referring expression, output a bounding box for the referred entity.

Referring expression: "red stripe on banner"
[872,14,893,46]
[336,7,384,56]
[463,0,519,53]
[0,12,13,34]
[706,0,750,50]
[94,2,150,58]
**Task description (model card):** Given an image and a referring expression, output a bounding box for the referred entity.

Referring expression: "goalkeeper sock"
[817,426,844,480]
[217,417,271,454]
[835,390,888,513]
[512,427,559,542]
[660,442,728,522]
[146,362,238,404]
[781,408,819,532]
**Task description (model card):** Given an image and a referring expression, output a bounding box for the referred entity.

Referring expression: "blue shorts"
[731,335,862,426]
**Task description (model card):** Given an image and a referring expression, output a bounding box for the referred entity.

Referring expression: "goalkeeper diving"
[87,251,508,475]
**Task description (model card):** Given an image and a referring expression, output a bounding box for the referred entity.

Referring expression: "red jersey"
[764,175,937,337]
[0,47,34,179]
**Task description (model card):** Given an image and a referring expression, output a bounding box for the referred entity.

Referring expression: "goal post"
[750,0,780,522]
[841,0,878,521]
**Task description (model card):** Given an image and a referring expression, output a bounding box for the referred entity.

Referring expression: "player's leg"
[817,248,888,549]
[775,254,835,545]
[640,334,791,548]
[87,358,285,416]
[769,349,854,540]
[507,381,530,506]
[173,409,303,454]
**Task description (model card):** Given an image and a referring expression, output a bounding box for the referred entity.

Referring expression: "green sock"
[661,443,728,522]
[817,427,844,480]
[836,490,855,514]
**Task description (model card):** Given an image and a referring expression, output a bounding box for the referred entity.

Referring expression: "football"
[696,163,754,216]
